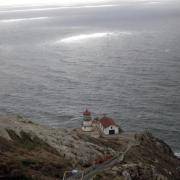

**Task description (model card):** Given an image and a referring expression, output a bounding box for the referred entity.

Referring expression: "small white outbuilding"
[99,117,119,135]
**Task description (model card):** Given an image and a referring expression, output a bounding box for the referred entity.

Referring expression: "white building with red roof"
[99,116,119,135]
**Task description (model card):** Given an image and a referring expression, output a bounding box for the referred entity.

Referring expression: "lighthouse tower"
[82,109,93,132]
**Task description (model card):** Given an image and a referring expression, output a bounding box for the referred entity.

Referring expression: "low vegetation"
[0,130,72,180]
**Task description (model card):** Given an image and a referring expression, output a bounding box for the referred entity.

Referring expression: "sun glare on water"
[59,33,114,43]
[57,31,133,44]
[0,0,166,7]
[0,0,113,6]
[0,17,49,23]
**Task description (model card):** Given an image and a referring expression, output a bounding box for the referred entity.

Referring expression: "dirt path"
[83,143,133,180]
[66,143,135,180]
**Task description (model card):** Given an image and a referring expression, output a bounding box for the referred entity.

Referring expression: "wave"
[0,4,118,13]
[175,152,180,157]
[0,17,49,23]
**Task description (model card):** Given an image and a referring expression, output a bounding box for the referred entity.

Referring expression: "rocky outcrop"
[0,116,179,180]
[93,132,180,180]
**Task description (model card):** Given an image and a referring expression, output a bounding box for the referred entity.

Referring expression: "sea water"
[0,0,180,154]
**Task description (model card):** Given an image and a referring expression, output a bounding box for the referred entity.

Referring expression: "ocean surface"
[0,0,180,153]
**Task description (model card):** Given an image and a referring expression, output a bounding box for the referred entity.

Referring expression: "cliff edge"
[0,115,179,180]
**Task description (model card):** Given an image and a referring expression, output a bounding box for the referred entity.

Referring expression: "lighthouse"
[82,109,93,132]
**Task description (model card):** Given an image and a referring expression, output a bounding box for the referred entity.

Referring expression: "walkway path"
[83,143,132,180]
[66,142,135,180]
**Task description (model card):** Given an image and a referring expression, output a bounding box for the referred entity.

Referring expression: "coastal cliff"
[0,116,179,180]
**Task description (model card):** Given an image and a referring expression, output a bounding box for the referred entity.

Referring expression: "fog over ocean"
[0,0,180,153]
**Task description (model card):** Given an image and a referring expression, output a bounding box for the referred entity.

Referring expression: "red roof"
[83,109,91,116]
[99,117,118,128]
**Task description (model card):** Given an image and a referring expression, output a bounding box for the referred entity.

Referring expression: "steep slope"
[0,115,180,180]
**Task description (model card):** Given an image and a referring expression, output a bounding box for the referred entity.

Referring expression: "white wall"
[83,120,92,126]
[103,125,119,135]
[82,120,93,131]
[82,126,92,132]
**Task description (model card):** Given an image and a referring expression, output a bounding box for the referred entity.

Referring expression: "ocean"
[0,0,180,154]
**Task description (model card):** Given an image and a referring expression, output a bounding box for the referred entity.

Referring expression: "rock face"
[0,116,180,180]
[93,132,180,180]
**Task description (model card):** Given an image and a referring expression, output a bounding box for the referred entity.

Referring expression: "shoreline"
[175,152,180,158]
[0,115,180,179]
[1,113,180,156]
